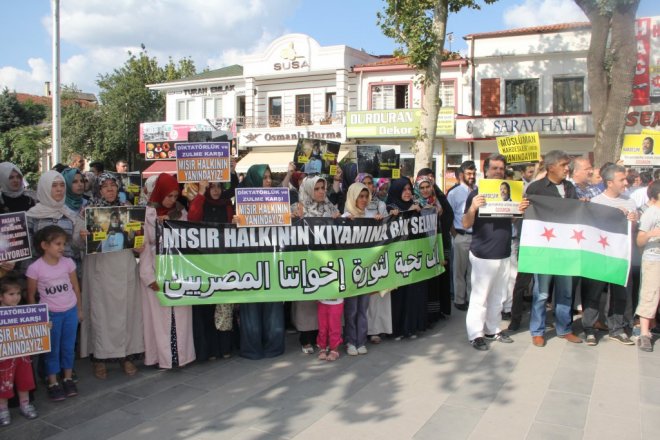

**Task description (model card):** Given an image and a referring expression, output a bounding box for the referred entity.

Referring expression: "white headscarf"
[0,162,25,198]
[26,170,76,220]
[299,175,338,217]
[344,183,370,218]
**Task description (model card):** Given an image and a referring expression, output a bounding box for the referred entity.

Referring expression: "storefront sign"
[240,128,345,147]
[456,114,593,139]
[347,108,455,138]
[274,43,309,71]
[625,106,660,131]
[166,85,236,96]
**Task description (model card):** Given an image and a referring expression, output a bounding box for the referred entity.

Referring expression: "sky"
[0,0,657,97]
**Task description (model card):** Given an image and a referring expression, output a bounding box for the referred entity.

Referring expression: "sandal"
[370,335,382,344]
[121,360,138,376]
[318,349,328,361]
[326,350,340,362]
[92,362,107,380]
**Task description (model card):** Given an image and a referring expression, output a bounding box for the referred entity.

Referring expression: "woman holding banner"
[237,165,286,360]
[291,175,340,354]
[386,178,426,340]
[140,173,196,369]
[80,174,144,379]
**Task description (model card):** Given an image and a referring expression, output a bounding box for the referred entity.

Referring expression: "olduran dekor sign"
[347,108,455,138]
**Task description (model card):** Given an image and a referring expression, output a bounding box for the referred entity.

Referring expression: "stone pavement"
[1,310,659,440]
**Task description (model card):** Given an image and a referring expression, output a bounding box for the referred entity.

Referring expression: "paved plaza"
[2,309,659,440]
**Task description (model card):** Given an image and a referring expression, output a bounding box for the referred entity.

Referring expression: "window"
[505,79,539,114]
[269,97,282,127]
[325,93,336,117]
[296,94,311,125]
[371,84,409,110]
[176,99,193,120]
[203,98,223,119]
[236,96,246,118]
[553,77,584,113]
[439,81,455,109]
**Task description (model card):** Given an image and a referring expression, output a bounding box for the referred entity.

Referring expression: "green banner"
[155,210,444,305]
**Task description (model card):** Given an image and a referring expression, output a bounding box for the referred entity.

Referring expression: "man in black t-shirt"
[463,154,529,351]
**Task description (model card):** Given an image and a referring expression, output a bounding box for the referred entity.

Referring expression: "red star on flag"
[598,235,610,249]
[541,227,556,242]
[571,229,586,244]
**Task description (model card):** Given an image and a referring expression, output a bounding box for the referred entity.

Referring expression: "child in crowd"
[0,276,38,425]
[26,226,82,401]
[317,295,344,362]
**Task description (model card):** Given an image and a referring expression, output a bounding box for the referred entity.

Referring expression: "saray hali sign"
[155,211,443,305]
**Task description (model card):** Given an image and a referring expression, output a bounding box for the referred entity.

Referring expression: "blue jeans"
[46,305,78,375]
[530,275,573,337]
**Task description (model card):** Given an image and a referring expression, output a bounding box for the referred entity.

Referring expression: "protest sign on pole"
[0,212,32,263]
[0,304,50,360]
[293,139,340,175]
[235,188,291,228]
[477,179,524,217]
[85,206,146,254]
[496,132,541,164]
[620,134,660,167]
[175,142,231,183]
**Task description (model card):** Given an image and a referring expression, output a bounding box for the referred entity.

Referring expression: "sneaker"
[19,403,38,420]
[357,346,368,355]
[47,383,66,401]
[586,334,598,346]
[610,333,635,345]
[301,345,314,354]
[62,379,78,397]
[346,344,358,356]
[638,335,653,352]
[485,332,514,343]
[470,337,488,351]
[0,408,10,426]
[394,336,403,341]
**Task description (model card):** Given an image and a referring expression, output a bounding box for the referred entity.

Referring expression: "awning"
[142,160,177,177]
[236,150,349,174]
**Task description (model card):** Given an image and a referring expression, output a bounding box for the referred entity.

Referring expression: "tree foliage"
[92,48,197,168]
[575,0,640,165]
[0,125,49,187]
[378,0,496,176]
[0,88,47,133]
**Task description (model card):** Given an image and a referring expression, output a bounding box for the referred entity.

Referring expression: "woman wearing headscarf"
[26,170,83,263]
[415,169,454,322]
[187,179,236,361]
[342,182,385,354]
[386,178,427,340]
[354,174,391,344]
[290,176,340,354]
[61,167,88,275]
[79,173,144,379]
[139,173,195,369]
[0,162,35,214]
[238,165,286,360]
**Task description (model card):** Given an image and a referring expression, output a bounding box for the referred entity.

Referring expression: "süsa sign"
[274,60,309,71]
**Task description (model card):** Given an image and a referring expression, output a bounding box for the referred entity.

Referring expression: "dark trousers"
[582,279,628,336]
[510,272,533,323]
[239,302,285,360]
[344,295,370,347]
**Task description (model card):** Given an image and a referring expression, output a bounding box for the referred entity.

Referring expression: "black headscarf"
[386,178,414,211]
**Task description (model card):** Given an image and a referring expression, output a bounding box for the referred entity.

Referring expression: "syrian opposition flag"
[518,195,631,286]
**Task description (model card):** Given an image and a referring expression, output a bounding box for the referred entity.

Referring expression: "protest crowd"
[0,147,659,428]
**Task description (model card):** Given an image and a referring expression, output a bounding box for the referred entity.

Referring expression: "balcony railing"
[241,111,345,128]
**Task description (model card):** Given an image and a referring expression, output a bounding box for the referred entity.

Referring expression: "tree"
[575,0,640,165]
[378,0,495,177]
[0,125,49,187]
[95,48,196,168]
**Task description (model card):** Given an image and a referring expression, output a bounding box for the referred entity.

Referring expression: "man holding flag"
[581,164,638,346]
[524,150,582,347]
